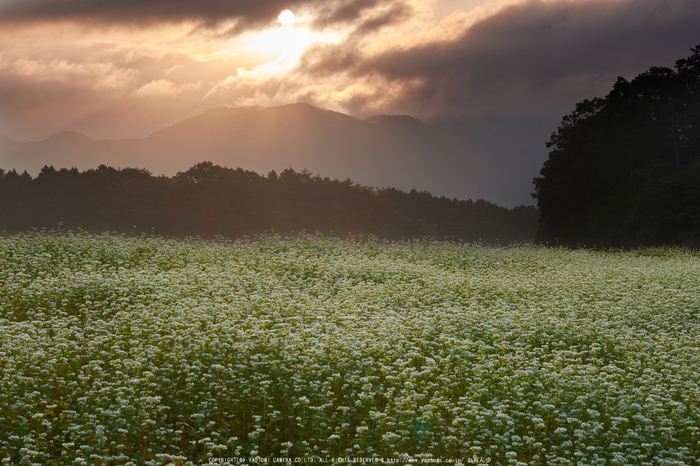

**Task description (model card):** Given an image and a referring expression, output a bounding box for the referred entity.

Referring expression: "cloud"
[2,58,138,89]
[132,79,201,97]
[0,44,229,140]
[302,0,427,33]
[297,0,700,118]
[352,2,414,34]
[0,0,281,29]
[0,0,414,34]
[313,0,389,28]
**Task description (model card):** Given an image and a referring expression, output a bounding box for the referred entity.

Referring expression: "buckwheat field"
[1,231,699,465]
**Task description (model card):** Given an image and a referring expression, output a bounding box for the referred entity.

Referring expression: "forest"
[533,44,700,248]
[0,162,539,243]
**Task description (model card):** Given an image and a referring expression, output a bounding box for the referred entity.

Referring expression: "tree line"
[533,44,700,248]
[1,162,539,243]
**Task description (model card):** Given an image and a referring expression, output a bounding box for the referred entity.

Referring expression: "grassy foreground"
[0,231,699,465]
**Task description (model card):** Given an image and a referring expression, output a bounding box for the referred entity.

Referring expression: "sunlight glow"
[252,27,324,56]
[278,10,295,25]
[208,25,338,62]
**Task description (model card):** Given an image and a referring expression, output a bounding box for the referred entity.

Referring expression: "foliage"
[0,162,538,244]
[1,232,699,464]
[533,44,700,248]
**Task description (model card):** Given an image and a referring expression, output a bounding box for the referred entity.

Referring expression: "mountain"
[0,103,472,199]
[139,103,464,191]
[364,114,433,132]
[0,134,21,151]
[39,131,93,145]
[0,103,545,206]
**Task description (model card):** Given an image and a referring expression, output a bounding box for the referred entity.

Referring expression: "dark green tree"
[533,44,700,247]
[1,162,539,243]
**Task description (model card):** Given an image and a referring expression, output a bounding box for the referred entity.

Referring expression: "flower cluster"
[1,231,698,464]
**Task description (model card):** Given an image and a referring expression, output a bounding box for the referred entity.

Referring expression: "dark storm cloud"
[0,0,406,32]
[301,0,700,116]
[0,0,267,27]
[353,2,413,34]
[315,0,381,26]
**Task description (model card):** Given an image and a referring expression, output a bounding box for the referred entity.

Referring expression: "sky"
[0,0,699,204]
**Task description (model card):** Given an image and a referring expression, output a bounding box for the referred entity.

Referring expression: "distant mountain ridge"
[40,131,92,144]
[0,103,470,200]
[0,103,549,207]
[0,134,21,150]
[364,114,432,131]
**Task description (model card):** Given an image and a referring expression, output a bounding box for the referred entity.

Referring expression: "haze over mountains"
[0,103,552,207]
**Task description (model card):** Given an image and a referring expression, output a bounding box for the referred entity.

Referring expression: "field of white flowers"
[1,231,699,466]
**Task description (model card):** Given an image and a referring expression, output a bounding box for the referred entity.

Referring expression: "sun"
[278,10,295,25]
[206,9,339,64]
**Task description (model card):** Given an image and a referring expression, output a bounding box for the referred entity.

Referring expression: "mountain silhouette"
[364,114,433,132]
[0,134,21,151]
[39,131,93,145]
[0,103,474,199]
